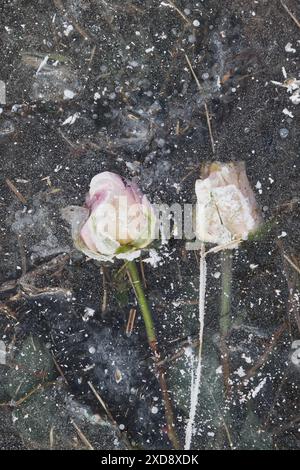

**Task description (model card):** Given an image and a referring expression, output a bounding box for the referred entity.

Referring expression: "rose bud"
[195,162,262,246]
[62,172,156,262]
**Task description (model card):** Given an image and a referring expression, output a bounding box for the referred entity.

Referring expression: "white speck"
[62,112,80,125]
[128,60,139,68]
[36,55,49,75]
[283,108,294,118]
[251,377,267,398]
[282,67,287,79]
[193,20,200,27]
[234,366,246,378]
[11,104,22,113]
[143,249,162,268]
[119,424,125,431]
[63,23,74,37]
[184,345,194,358]
[145,46,154,53]
[290,89,300,105]
[89,346,96,355]
[54,164,63,173]
[63,89,76,100]
[250,264,258,270]
[94,92,101,101]
[82,307,95,322]
[278,231,287,238]
[285,42,296,53]
[213,271,221,279]
[151,406,159,414]
[83,364,95,372]
[255,181,262,194]
[242,354,252,364]
[0,341,6,365]
[207,432,215,437]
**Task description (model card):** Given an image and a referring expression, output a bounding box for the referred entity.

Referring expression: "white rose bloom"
[195,162,262,246]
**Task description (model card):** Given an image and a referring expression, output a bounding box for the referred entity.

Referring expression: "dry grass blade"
[71,419,94,450]
[49,426,55,449]
[87,381,133,449]
[126,308,137,337]
[238,322,287,391]
[87,381,115,424]
[5,179,27,205]
[280,0,300,29]
[51,352,69,384]
[185,54,215,154]
[101,267,108,314]
[283,253,300,275]
[166,1,192,26]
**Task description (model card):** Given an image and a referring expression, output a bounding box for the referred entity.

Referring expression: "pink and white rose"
[63,172,156,262]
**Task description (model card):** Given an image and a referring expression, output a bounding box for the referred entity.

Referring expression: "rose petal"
[89,172,125,197]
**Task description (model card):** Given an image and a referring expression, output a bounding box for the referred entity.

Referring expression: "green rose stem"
[126,260,180,450]
[216,249,234,450]
[220,249,233,397]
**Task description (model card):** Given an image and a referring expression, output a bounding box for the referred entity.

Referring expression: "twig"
[88,45,97,66]
[51,352,69,384]
[87,381,132,449]
[263,369,288,429]
[206,239,242,255]
[140,258,147,288]
[280,0,300,29]
[87,381,115,424]
[101,267,108,314]
[185,243,207,450]
[206,381,234,449]
[71,419,94,450]
[126,308,137,337]
[57,128,78,150]
[185,54,215,154]
[238,323,287,390]
[283,253,300,275]
[156,338,199,367]
[165,0,192,26]
[15,384,42,406]
[49,426,55,449]
[5,179,27,205]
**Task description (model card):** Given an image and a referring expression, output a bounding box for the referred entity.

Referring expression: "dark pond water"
[0,0,299,450]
